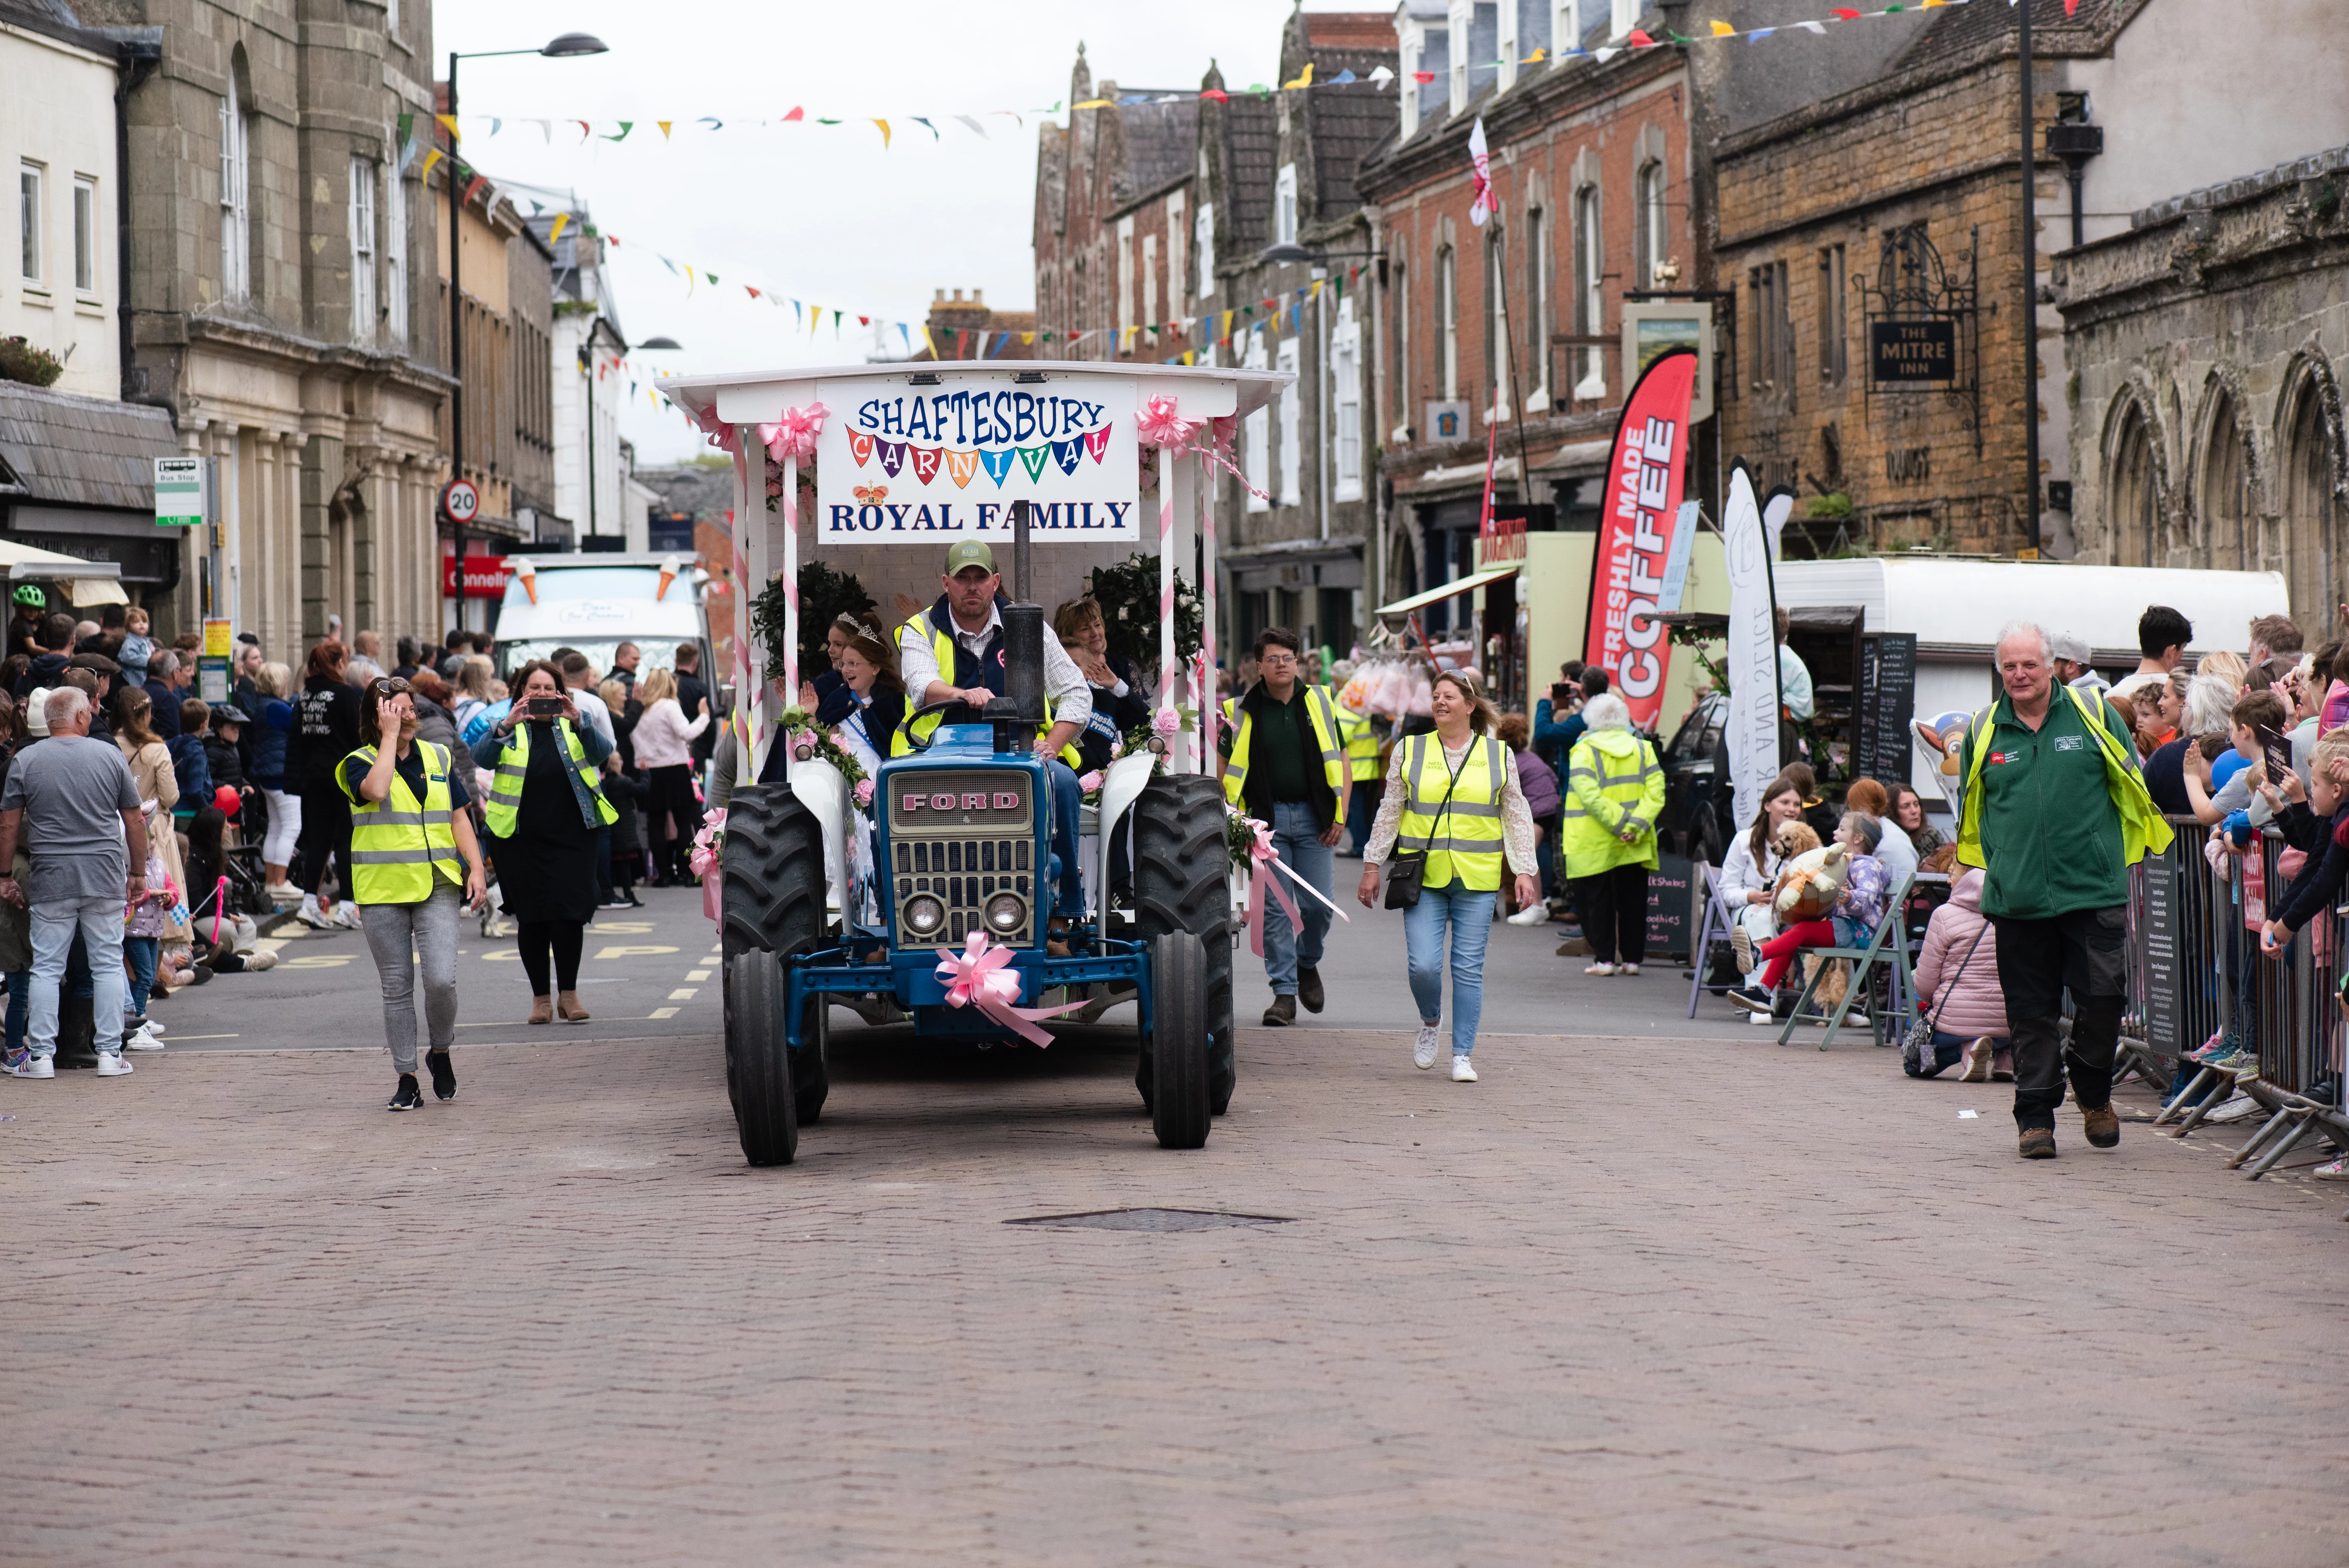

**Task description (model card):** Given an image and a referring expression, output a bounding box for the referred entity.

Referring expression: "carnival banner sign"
[1721,461,1783,833]
[815,372,1139,542]
[1581,348,1698,731]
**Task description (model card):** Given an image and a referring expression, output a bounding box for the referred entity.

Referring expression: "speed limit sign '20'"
[439,478,481,527]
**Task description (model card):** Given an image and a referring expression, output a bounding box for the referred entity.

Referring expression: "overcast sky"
[435,0,1353,466]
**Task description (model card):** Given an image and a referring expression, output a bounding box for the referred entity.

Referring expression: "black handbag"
[1383,741,1469,911]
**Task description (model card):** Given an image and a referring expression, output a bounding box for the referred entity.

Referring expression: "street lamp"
[638,336,683,351]
[443,31,608,627]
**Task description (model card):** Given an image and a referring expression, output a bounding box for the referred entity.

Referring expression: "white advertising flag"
[1722,462,1782,837]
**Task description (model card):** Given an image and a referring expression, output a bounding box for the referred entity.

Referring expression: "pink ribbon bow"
[1135,394,1198,451]
[759,401,830,461]
[934,930,1088,1047]
[1237,814,1351,957]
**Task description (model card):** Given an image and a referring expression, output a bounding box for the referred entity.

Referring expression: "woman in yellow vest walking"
[342,677,487,1112]
[470,660,617,1027]
[1355,670,1541,1081]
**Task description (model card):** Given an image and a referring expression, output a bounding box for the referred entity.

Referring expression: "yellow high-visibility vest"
[891,608,1076,764]
[337,740,462,904]
[481,718,617,838]
[1394,732,1507,891]
[1221,683,1346,807]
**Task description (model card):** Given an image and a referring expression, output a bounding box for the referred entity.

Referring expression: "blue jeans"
[1260,800,1334,994]
[123,936,160,1023]
[1344,784,1378,856]
[1404,883,1495,1056]
[1046,760,1084,917]
[30,895,127,1059]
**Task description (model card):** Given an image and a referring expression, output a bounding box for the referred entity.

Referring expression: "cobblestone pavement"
[4,1003,2345,1565]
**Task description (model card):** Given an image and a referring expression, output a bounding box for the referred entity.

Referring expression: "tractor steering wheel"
[898,696,970,754]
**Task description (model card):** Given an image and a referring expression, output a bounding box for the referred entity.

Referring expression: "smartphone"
[1551,682,1578,707]
[528,696,564,719]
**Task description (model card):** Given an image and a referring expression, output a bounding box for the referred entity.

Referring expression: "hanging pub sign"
[1868,319,1958,384]
[814,371,1140,542]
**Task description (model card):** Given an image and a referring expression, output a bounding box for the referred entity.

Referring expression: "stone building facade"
[1703,0,2108,561]
[92,0,446,655]
[2057,151,2349,636]
[1361,5,1695,628]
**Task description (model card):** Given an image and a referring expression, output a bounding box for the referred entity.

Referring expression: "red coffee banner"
[1582,348,1698,732]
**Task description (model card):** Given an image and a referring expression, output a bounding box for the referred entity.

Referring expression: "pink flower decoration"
[1078,770,1104,793]
[853,779,875,807]
[1151,707,1182,737]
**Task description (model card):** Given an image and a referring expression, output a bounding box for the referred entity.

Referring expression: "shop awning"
[1374,564,1519,617]
[3,542,124,606]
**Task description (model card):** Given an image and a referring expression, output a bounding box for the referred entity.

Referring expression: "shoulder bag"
[1902,918,1989,1073]
[1384,737,1470,911]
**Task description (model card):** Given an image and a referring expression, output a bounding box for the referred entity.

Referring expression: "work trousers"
[361,886,461,1076]
[1989,905,2126,1130]
[1571,862,1650,965]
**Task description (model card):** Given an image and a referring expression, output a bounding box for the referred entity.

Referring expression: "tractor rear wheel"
[1146,930,1212,1149]
[724,951,798,1166]
[1129,771,1235,1115]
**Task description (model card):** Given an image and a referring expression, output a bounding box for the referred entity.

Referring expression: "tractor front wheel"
[724,951,798,1166]
[1147,930,1212,1150]
[1130,772,1235,1115]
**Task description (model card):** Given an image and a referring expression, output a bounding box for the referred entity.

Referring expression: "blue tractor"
[718,602,1234,1164]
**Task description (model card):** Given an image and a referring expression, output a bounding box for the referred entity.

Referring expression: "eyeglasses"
[1258,652,1298,668]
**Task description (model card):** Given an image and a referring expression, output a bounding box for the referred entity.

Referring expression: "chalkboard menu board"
[1646,852,1694,961]
[2139,847,2181,1056]
[1854,633,1918,789]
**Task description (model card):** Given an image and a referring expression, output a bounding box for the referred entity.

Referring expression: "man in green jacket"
[1958,622,2173,1161]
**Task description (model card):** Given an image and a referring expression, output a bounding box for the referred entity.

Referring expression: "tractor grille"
[888,835,1034,947]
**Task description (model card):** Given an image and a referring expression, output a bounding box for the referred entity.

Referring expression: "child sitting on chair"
[1729,812,1889,1016]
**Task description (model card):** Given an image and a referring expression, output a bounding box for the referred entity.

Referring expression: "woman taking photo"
[342,677,487,1111]
[1720,775,1806,992]
[631,666,711,885]
[1355,669,1540,1083]
[471,660,615,1024]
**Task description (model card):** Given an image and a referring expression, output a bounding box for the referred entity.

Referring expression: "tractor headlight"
[984,892,1026,933]
[904,893,946,935]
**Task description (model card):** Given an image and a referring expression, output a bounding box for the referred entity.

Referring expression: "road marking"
[597,945,679,960]
[668,987,697,1001]
[686,969,710,981]
[594,921,656,934]
[282,955,352,969]
[168,1033,240,1040]
[481,950,520,961]
[649,1007,679,1019]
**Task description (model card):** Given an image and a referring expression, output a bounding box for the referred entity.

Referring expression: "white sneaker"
[5,1051,53,1078]
[1584,962,1617,976]
[122,1024,165,1053]
[1506,903,1549,927]
[1451,1054,1478,1082]
[1620,962,1640,976]
[94,1052,132,1076]
[332,903,364,929]
[296,898,332,930]
[265,882,299,908]
[137,1017,165,1035]
[1413,1025,1442,1070]
[244,949,278,971]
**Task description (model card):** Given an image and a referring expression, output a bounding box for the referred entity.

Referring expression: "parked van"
[1770,556,2290,821]
[491,552,714,681]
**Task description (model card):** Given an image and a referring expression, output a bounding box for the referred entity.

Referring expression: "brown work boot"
[528,995,554,1026]
[557,990,590,1024]
[2081,1103,2121,1149]
[1297,967,1325,1014]
[1262,994,1296,1027]
[2018,1126,2057,1160]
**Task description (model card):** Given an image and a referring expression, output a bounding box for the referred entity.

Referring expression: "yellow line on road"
[668,988,697,1001]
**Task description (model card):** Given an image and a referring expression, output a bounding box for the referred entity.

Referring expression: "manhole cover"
[1005,1208,1294,1233]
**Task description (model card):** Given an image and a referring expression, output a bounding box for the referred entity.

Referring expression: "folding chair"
[1687,863,1741,1019]
[1777,871,1919,1050]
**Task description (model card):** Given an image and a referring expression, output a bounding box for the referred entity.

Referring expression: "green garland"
[751,561,875,683]
[1085,552,1202,672]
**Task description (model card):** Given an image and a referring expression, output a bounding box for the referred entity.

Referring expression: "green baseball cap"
[943,539,997,576]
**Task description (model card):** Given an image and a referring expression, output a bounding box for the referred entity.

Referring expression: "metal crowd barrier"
[2125,813,2347,1186]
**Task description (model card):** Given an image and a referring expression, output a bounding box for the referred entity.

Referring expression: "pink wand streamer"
[933,930,1088,1047]
[1236,816,1350,958]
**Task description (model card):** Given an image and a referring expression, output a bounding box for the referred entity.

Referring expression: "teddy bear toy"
[1773,840,1850,922]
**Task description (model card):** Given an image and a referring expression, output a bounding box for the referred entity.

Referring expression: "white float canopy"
[658,360,1291,429]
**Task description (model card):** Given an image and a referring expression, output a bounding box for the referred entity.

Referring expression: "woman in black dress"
[470,659,615,1025]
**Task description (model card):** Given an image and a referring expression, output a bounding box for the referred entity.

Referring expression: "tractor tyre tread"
[1130,772,1235,1114]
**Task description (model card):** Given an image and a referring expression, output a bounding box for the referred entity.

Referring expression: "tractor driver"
[896,539,1093,935]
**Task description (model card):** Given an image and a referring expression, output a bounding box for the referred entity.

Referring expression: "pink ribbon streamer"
[1235,816,1351,957]
[1194,414,1269,503]
[933,930,1087,1047]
